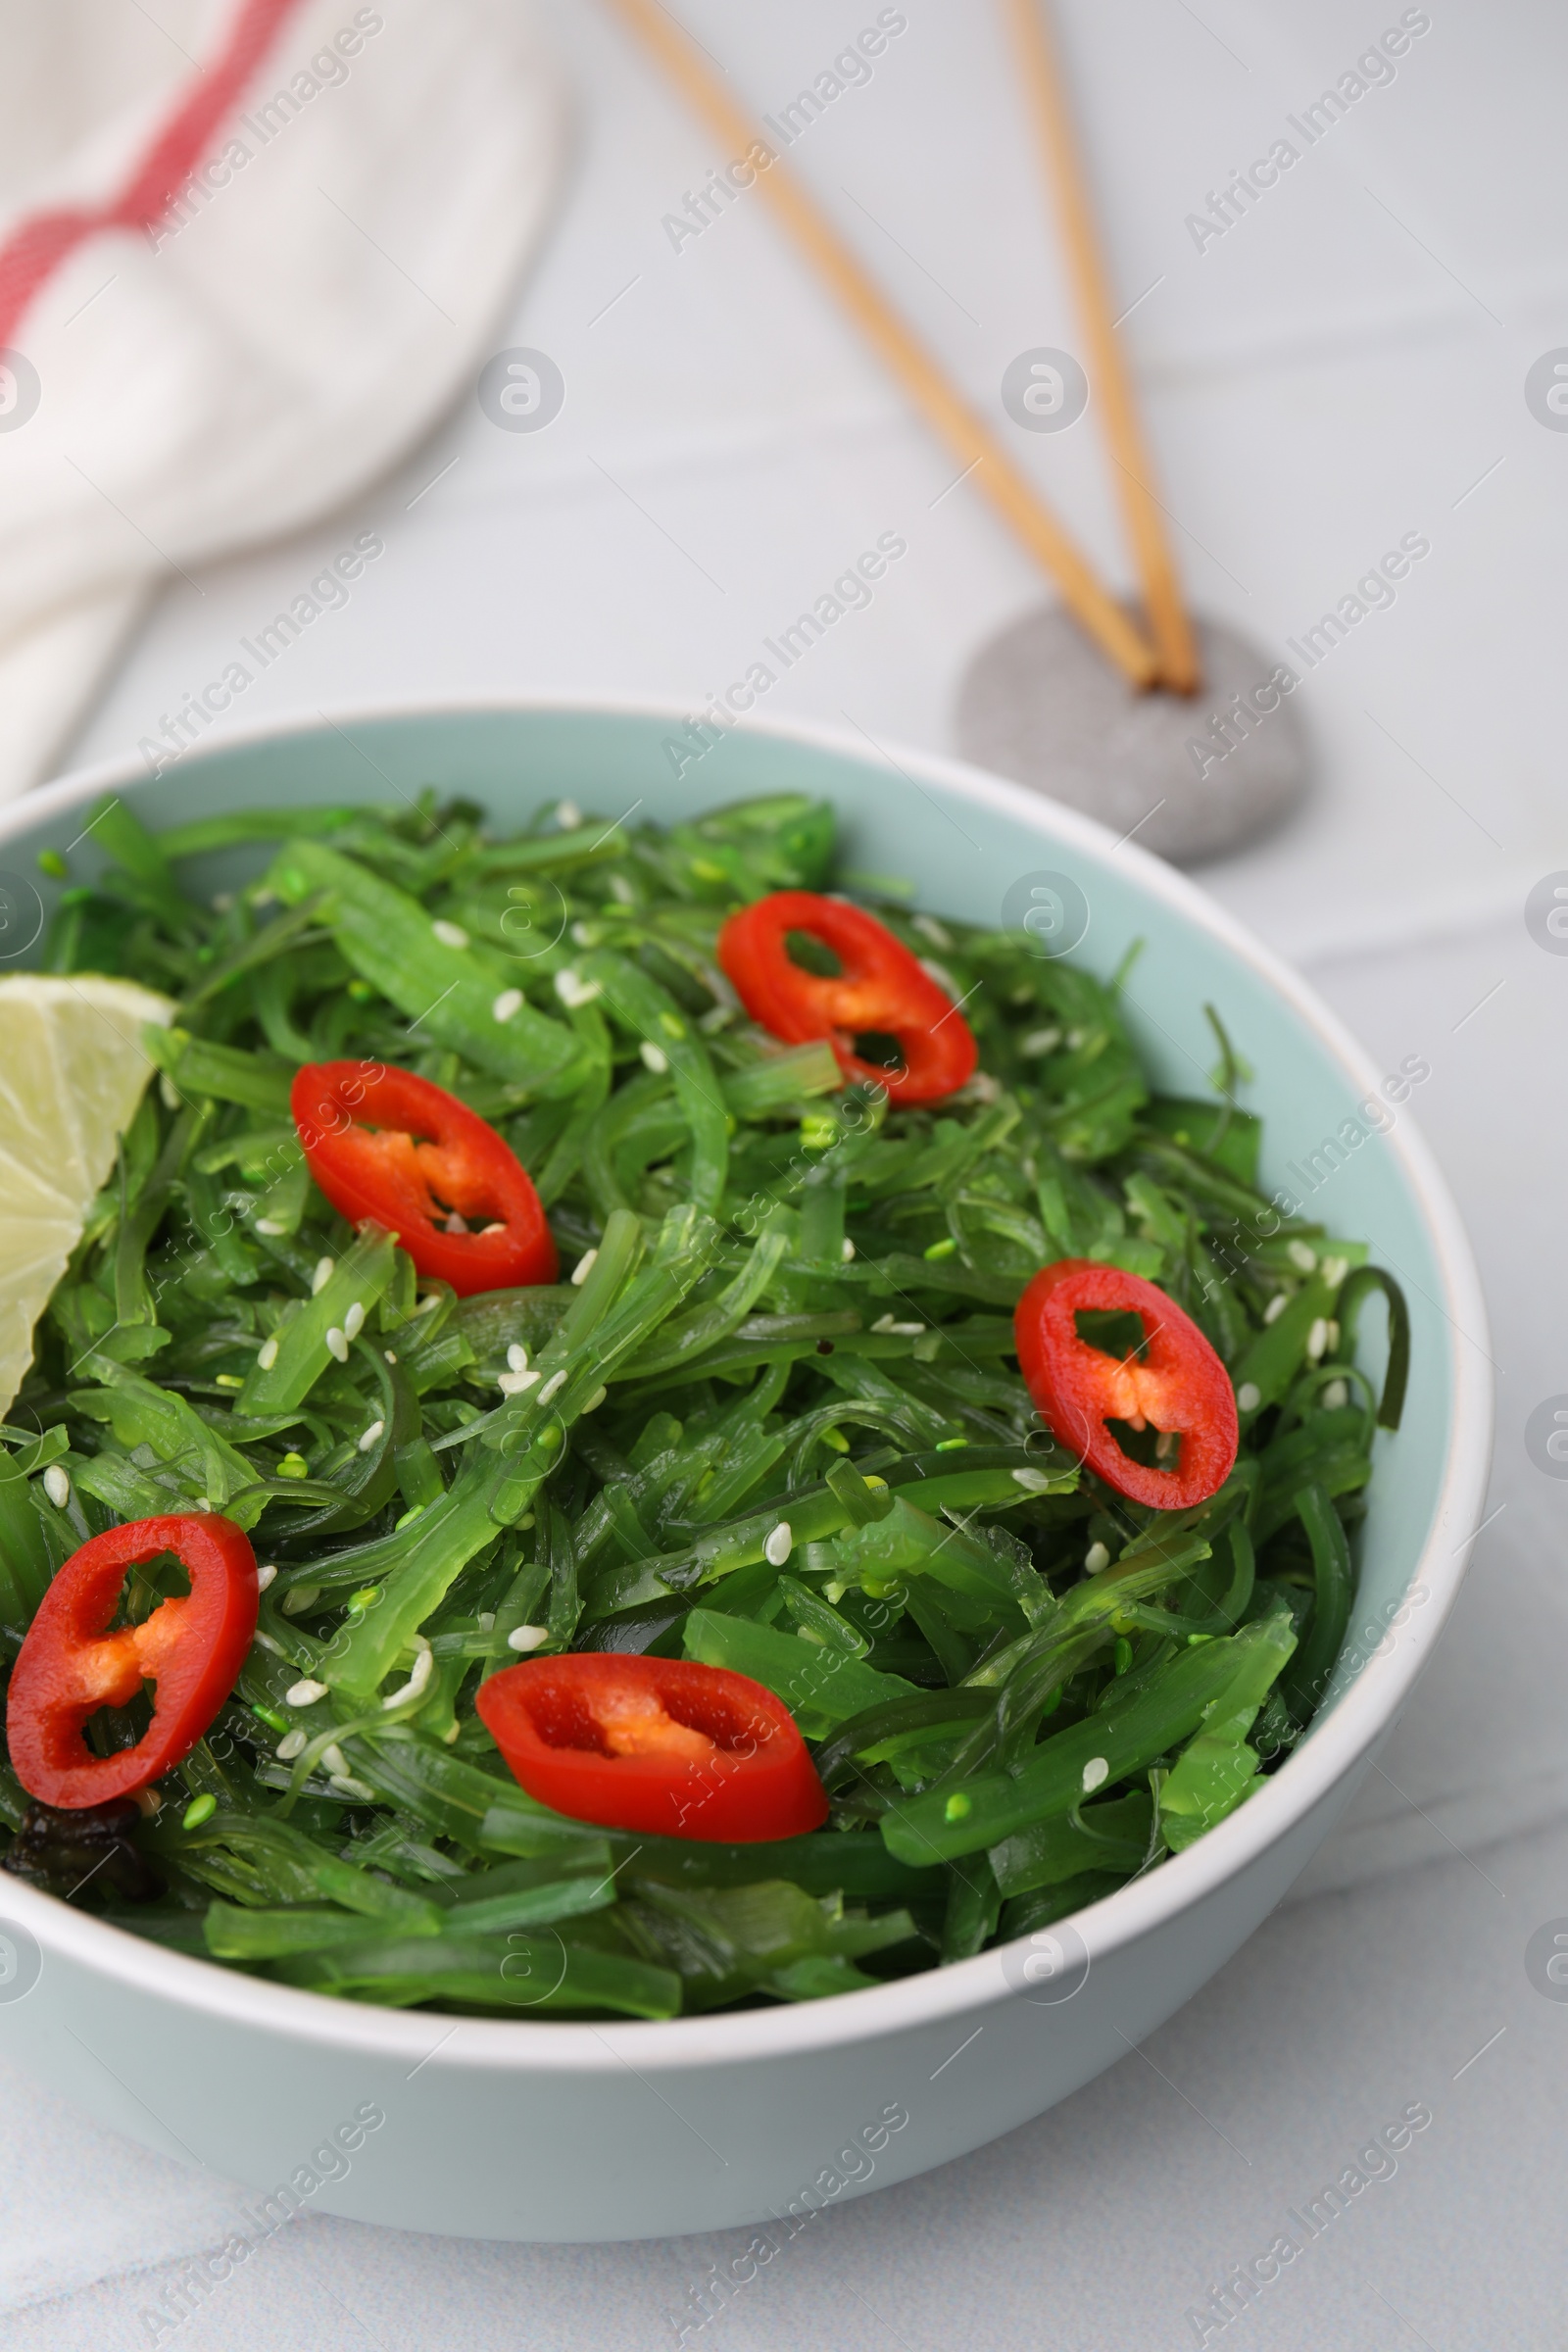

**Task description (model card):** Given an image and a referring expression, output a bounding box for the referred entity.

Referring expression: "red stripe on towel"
[0,0,307,347]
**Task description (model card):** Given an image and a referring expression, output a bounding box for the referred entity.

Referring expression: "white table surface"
[9,2,1568,2341]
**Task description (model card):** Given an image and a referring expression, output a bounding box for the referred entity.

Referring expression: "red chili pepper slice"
[717,890,977,1104]
[1013,1259,1239,1510]
[7,1515,259,1809]
[292,1061,557,1298]
[476,1653,829,1841]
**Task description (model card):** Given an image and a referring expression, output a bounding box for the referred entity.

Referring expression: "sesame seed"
[557,800,582,830]
[537,1371,566,1407]
[328,1775,377,1801]
[1321,1256,1348,1289]
[255,1218,285,1236]
[841,1238,856,1262]
[1081,1757,1109,1793]
[256,1563,277,1592]
[1322,1379,1349,1409]
[1085,1541,1109,1572]
[358,1420,385,1452]
[1237,1382,1262,1412]
[570,1249,598,1286]
[276,1730,308,1761]
[383,1349,398,1364]
[432,919,469,951]
[508,1624,549,1652]
[343,1300,366,1341]
[1288,1240,1317,1273]
[911,913,952,949]
[492,989,523,1024]
[1022,1028,1061,1056]
[257,1336,279,1368]
[498,1369,540,1396]
[325,1327,349,1363]
[554,969,603,1009]
[286,1680,328,1707]
[581,1385,608,1412]
[312,1256,334,1296]
[640,1041,669,1074]
[507,1344,529,1373]
[919,956,960,1000]
[764,1522,793,1566]
[1306,1318,1330,1361]
[382,1643,434,1709]
[320,1744,350,1778]
[43,1465,71,1509]
[1263,1294,1288,1325]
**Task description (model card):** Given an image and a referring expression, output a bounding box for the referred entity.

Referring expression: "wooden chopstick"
[602,0,1158,692]
[1004,0,1201,694]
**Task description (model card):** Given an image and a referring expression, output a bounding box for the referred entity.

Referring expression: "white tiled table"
[9,3,1567,2341]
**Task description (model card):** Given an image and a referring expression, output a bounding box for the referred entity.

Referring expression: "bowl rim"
[0,692,1494,2076]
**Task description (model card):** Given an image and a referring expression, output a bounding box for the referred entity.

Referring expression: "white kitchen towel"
[0,0,570,802]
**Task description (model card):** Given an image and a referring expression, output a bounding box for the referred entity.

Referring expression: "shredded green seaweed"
[0,788,1406,2017]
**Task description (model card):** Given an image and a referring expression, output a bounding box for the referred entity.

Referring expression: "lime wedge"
[0,973,175,1417]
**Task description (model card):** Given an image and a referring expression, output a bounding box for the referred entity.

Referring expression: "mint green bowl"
[0,702,1491,2241]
